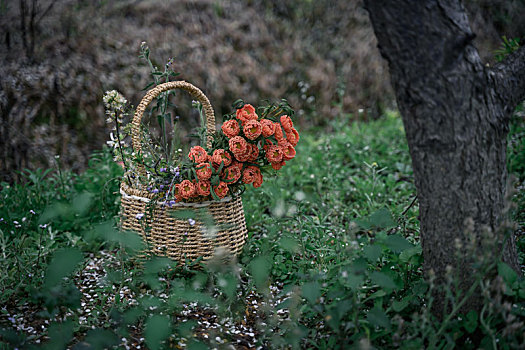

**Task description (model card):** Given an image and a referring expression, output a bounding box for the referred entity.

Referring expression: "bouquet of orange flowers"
[103,44,299,205]
[174,103,299,202]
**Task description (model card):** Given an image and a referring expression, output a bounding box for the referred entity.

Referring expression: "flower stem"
[115,112,132,185]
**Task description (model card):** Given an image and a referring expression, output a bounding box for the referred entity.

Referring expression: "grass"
[0,111,524,349]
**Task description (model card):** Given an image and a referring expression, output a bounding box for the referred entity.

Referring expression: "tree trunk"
[364,0,524,315]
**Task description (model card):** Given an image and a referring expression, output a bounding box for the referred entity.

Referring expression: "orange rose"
[196,162,212,181]
[196,180,211,196]
[178,180,195,199]
[253,171,263,188]
[222,165,242,183]
[221,119,240,138]
[280,115,293,132]
[228,136,249,156]
[235,151,251,162]
[191,180,200,197]
[279,141,296,161]
[211,149,232,167]
[242,166,259,184]
[248,143,260,162]
[287,127,300,147]
[173,184,183,202]
[274,123,285,141]
[271,161,286,170]
[263,139,274,152]
[260,119,275,137]
[188,146,208,163]
[213,181,229,199]
[236,104,258,124]
[266,145,283,164]
[243,120,262,140]
[230,161,243,172]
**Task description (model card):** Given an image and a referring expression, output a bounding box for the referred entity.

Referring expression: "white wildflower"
[103,90,127,113]
[106,132,120,149]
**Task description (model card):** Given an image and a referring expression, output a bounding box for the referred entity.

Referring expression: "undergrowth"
[0,112,524,349]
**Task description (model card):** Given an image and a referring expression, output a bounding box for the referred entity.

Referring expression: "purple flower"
[188,218,195,226]
[169,200,176,206]
[160,168,167,172]
[135,213,145,220]
[152,189,159,194]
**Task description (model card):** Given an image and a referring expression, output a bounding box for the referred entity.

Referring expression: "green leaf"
[350,258,368,274]
[370,271,396,290]
[302,282,321,304]
[383,234,413,253]
[355,208,396,230]
[399,245,422,262]
[144,257,173,275]
[232,99,244,109]
[368,208,396,229]
[464,310,478,334]
[366,289,387,300]
[72,192,93,215]
[363,245,382,261]
[217,274,237,299]
[498,262,518,287]
[47,321,74,350]
[411,280,428,296]
[392,296,413,312]
[177,320,197,338]
[122,307,143,325]
[142,82,155,91]
[279,236,300,253]
[79,329,119,349]
[44,248,83,288]
[249,256,271,289]
[144,315,172,350]
[170,209,197,220]
[187,339,209,350]
[367,306,391,330]
[343,273,364,290]
[95,222,145,252]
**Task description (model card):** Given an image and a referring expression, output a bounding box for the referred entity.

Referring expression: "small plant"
[494,35,521,62]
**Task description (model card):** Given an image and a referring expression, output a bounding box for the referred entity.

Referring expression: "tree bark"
[364,0,522,315]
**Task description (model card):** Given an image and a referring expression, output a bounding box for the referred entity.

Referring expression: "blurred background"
[1,0,524,183]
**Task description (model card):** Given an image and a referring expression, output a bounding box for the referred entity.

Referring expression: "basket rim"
[120,182,236,208]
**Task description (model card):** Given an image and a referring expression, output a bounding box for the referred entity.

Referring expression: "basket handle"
[131,81,216,157]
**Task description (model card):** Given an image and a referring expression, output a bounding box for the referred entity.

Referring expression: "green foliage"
[494,36,521,62]
[0,148,121,306]
[508,102,525,180]
[0,112,524,349]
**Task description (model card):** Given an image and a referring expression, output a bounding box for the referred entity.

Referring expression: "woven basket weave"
[119,81,247,262]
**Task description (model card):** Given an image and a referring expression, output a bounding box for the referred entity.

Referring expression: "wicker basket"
[119,81,247,262]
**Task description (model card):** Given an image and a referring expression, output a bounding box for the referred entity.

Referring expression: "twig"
[114,113,132,185]
[401,195,418,216]
[35,0,57,25]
